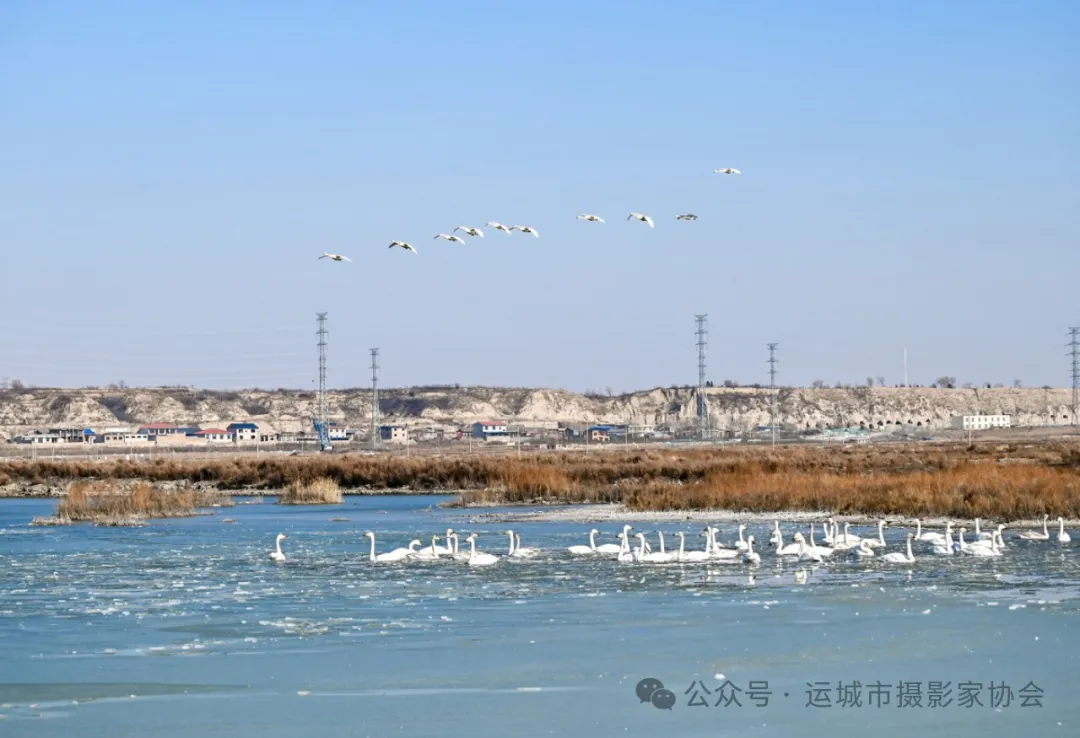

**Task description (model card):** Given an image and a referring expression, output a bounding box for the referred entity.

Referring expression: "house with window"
[193,428,234,443]
[46,428,88,442]
[471,420,508,439]
[587,426,611,443]
[950,414,1012,431]
[13,431,63,445]
[327,423,353,442]
[226,422,259,442]
[379,425,408,443]
[138,423,182,437]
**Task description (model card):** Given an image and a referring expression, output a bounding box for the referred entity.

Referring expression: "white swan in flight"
[1057,517,1072,543]
[576,214,605,222]
[485,221,512,234]
[434,233,466,244]
[628,212,654,227]
[269,533,287,562]
[714,168,741,175]
[318,253,351,262]
[509,225,539,237]
[880,533,915,563]
[453,226,484,237]
[1018,514,1050,540]
[465,534,499,566]
[389,241,417,253]
[363,531,411,562]
[675,214,698,221]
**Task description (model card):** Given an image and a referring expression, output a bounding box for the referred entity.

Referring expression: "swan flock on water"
[268,516,1071,567]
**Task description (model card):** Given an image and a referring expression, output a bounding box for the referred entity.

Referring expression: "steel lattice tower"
[1070,328,1080,426]
[370,348,380,448]
[316,313,328,433]
[767,342,779,446]
[695,314,708,438]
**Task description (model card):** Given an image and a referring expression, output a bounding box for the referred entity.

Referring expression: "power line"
[1069,327,1079,426]
[695,314,708,439]
[370,348,380,450]
[767,342,778,447]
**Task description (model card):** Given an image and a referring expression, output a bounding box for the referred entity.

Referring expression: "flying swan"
[485,222,513,234]
[318,253,351,262]
[453,226,484,237]
[576,214,605,222]
[509,225,539,237]
[389,241,417,253]
[435,233,466,244]
[714,168,741,175]
[628,212,654,227]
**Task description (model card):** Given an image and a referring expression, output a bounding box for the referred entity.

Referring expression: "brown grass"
[53,481,226,524]
[277,477,342,505]
[4,440,1080,518]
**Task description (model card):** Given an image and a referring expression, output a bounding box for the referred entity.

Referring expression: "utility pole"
[1069,328,1080,426]
[695,314,708,440]
[315,312,330,451]
[767,342,778,447]
[370,348,380,449]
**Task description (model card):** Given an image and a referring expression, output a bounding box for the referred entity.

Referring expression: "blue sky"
[1,1,1077,392]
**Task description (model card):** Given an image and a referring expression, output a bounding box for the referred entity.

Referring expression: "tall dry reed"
[54,481,224,523]
[277,477,342,505]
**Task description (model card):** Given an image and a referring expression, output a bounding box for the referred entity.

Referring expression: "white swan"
[318,253,350,262]
[742,535,761,564]
[771,531,802,556]
[576,214,605,222]
[733,523,749,551]
[389,241,417,253]
[1057,517,1071,543]
[880,534,915,563]
[830,522,861,550]
[635,533,675,563]
[960,530,1002,557]
[594,527,627,554]
[434,233,466,244]
[363,531,411,562]
[411,535,443,560]
[675,214,698,220]
[453,226,484,237]
[852,539,876,557]
[446,533,472,561]
[914,519,946,543]
[929,523,955,555]
[510,531,540,557]
[714,168,741,175]
[509,225,539,237]
[269,533,287,562]
[616,531,636,563]
[628,212,654,227]
[805,524,834,557]
[568,529,599,555]
[465,534,499,566]
[861,520,888,549]
[705,526,741,560]
[675,532,711,562]
[793,533,822,563]
[485,221,512,234]
[1018,514,1051,540]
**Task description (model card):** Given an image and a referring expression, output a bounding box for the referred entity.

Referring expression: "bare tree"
[876,376,885,387]
[1013,379,1023,388]
[811,379,825,389]
[935,376,956,388]
[866,377,874,387]
[10,379,25,390]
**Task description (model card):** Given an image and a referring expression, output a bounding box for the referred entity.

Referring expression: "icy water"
[0,496,1077,738]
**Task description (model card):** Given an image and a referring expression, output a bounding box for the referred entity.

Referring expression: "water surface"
[1,496,1076,737]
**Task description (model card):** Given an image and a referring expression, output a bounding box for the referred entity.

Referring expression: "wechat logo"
[636,677,676,710]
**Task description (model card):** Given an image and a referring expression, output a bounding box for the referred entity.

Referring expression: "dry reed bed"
[277,477,342,505]
[4,442,1080,518]
[48,481,228,525]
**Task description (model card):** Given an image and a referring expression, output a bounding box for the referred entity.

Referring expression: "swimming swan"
[269,533,287,562]
[595,527,628,554]
[363,531,412,562]
[675,531,711,562]
[635,533,675,563]
[793,533,822,563]
[880,533,915,563]
[852,539,876,557]
[742,535,761,564]
[1018,514,1051,540]
[1057,517,1072,543]
[509,531,540,557]
[861,520,888,549]
[914,519,947,543]
[465,534,499,566]
[568,529,600,555]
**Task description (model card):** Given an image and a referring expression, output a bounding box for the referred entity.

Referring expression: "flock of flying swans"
[314,167,742,262]
[268,514,1071,567]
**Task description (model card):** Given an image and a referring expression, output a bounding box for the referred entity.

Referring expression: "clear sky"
[1,0,1077,392]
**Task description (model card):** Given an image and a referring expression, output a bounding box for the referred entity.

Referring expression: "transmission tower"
[315,312,330,451]
[767,342,778,447]
[695,314,708,439]
[1070,328,1080,426]
[370,348,380,448]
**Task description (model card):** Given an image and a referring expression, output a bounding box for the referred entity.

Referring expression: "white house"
[951,414,1012,430]
[226,423,259,442]
[193,428,234,443]
[472,420,508,439]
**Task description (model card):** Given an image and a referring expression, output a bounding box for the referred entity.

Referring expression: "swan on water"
[862,520,888,549]
[1057,517,1072,543]
[793,533,822,563]
[704,526,740,559]
[675,532,710,562]
[959,529,1002,557]
[914,519,946,543]
[616,532,636,563]
[635,533,675,563]
[568,529,599,555]
[465,534,499,566]
[852,539,876,558]
[446,533,472,561]
[1018,514,1051,540]
[363,531,412,562]
[771,531,802,556]
[594,527,627,554]
[928,523,955,555]
[880,533,915,563]
[830,522,861,550]
[411,535,443,560]
[270,533,287,562]
[509,531,540,557]
[805,524,835,557]
[742,535,761,564]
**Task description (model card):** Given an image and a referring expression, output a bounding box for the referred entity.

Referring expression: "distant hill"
[1,385,1076,440]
